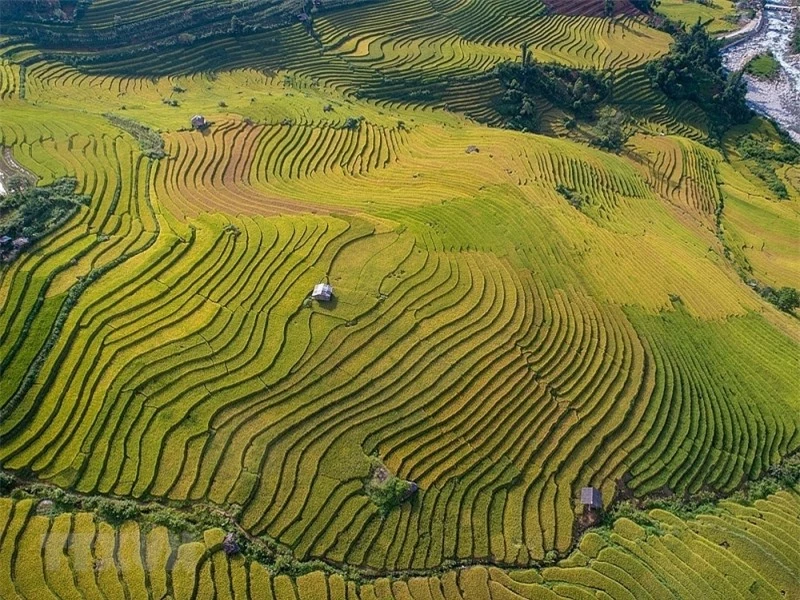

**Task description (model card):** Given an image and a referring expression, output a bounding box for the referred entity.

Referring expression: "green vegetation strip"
[105,114,166,159]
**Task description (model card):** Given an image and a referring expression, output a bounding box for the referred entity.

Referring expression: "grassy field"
[745,53,781,80]
[0,0,799,595]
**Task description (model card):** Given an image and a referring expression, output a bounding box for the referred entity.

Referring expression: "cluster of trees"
[736,133,799,199]
[647,21,750,132]
[0,177,88,241]
[757,286,800,313]
[496,50,612,132]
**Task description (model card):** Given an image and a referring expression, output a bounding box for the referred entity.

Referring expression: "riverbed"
[722,0,800,141]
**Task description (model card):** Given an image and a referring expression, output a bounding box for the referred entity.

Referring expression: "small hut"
[191,115,208,130]
[0,236,11,248]
[12,237,29,250]
[581,487,602,510]
[311,283,333,302]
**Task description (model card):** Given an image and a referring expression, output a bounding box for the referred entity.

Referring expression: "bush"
[793,22,800,54]
[148,507,195,533]
[555,184,590,210]
[97,498,139,524]
[592,107,630,151]
[0,472,15,495]
[605,500,663,534]
[364,461,418,516]
[631,0,659,12]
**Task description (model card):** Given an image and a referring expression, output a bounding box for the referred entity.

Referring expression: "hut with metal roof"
[581,487,602,510]
[311,283,333,302]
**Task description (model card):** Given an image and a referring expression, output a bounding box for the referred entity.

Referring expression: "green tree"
[775,287,800,312]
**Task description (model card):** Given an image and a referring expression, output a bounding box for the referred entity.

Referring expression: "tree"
[775,287,800,312]
[593,107,629,151]
[604,0,616,17]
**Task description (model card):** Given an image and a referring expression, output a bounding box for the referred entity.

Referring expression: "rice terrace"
[0,0,799,597]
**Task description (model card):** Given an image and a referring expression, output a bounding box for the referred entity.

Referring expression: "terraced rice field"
[1,80,798,568]
[656,0,740,34]
[0,0,799,596]
[1,488,798,599]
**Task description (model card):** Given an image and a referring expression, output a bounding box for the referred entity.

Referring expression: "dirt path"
[718,10,764,42]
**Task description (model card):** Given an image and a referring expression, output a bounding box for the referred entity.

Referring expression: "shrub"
[605,500,663,534]
[0,472,15,495]
[592,107,630,151]
[148,507,195,533]
[631,0,659,12]
[555,184,590,210]
[364,461,418,516]
[97,499,139,524]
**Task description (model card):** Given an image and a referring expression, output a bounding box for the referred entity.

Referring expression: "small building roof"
[312,283,333,301]
[12,237,29,248]
[0,236,12,245]
[581,487,602,508]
